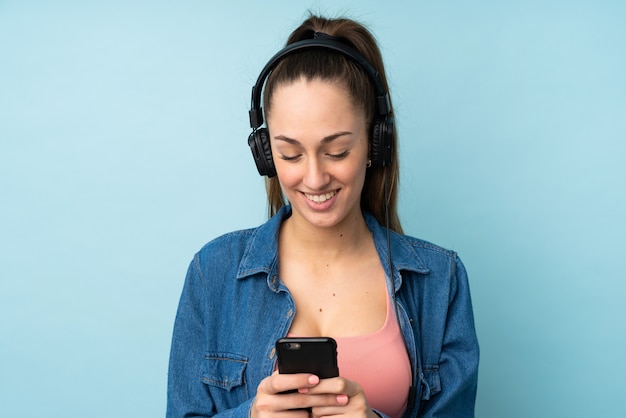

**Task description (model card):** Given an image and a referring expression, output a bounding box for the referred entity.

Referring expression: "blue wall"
[1,1,624,416]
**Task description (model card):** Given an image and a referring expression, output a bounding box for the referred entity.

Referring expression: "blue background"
[1,1,624,416]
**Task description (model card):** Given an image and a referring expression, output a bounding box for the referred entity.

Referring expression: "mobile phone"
[276,337,339,379]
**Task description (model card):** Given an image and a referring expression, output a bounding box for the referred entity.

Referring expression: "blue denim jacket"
[167,206,479,417]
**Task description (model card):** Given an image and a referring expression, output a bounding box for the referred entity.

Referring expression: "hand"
[251,371,332,418]
[251,371,378,418]
[304,376,379,418]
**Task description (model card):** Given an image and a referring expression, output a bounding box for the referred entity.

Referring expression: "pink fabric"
[289,292,411,418]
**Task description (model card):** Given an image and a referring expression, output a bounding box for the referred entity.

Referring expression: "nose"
[302,156,330,190]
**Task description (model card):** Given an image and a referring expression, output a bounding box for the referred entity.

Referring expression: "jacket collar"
[236,206,287,281]
[236,206,429,288]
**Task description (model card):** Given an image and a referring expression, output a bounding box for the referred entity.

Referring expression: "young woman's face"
[267,78,369,230]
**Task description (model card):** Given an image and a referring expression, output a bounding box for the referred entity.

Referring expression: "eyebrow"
[274,131,353,145]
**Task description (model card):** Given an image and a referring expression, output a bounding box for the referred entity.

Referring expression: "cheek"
[274,162,300,190]
[353,165,368,191]
[336,161,368,190]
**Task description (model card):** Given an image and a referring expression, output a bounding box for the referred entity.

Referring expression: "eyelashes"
[279,154,300,161]
[279,150,350,162]
[329,150,350,160]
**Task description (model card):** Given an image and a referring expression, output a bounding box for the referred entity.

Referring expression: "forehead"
[267,78,365,123]
[266,79,368,145]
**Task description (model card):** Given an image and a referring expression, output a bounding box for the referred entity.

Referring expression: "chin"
[298,207,358,230]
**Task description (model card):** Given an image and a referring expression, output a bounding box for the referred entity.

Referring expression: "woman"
[167,14,479,418]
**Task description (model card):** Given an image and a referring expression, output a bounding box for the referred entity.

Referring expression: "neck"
[281,211,371,257]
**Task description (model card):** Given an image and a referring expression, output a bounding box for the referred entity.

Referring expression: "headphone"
[247,33,394,177]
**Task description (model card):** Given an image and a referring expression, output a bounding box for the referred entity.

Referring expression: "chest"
[279,254,388,337]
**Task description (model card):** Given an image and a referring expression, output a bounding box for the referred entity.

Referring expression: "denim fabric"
[166,206,479,417]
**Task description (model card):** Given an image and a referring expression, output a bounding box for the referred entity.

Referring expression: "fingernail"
[308,375,320,385]
[336,394,349,404]
[298,387,309,394]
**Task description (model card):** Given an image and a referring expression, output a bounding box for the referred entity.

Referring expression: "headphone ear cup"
[248,128,277,177]
[370,117,394,167]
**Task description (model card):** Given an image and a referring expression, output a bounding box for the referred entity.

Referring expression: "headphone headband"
[248,37,391,130]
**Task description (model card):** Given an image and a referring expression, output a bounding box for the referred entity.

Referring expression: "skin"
[270,77,370,232]
[250,78,384,418]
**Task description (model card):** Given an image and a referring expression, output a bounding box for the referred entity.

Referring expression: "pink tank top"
[289,292,411,418]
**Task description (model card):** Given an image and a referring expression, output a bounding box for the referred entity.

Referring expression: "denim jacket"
[167,206,479,417]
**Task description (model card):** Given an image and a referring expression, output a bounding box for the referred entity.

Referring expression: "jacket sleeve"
[420,254,480,417]
[166,255,254,418]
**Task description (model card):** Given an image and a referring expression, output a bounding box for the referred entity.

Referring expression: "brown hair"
[263,14,402,233]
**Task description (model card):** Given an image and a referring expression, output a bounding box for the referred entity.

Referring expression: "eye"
[279,154,302,162]
[327,150,350,160]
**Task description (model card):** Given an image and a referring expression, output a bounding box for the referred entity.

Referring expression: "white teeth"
[305,191,336,203]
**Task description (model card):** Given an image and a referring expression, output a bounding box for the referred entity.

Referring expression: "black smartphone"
[276,337,339,379]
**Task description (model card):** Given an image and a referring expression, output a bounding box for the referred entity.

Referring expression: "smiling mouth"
[304,190,337,203]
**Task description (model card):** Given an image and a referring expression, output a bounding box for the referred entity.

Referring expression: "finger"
[253,398,311,418]
[311,392,372,417]
[303,376,360,396]
[292,392,346,409]
[253,392,312,418]
[259,372,321,395]
[253,374,322,417]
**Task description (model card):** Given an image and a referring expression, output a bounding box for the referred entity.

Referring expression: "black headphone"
[247,33,394,177]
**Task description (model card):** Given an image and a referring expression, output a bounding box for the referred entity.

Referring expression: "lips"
[304,190,337,203]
